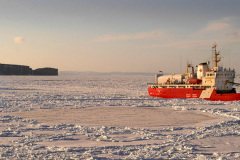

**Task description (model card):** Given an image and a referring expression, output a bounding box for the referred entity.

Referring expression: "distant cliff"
[33,67,58,75]
[0,63,58,76]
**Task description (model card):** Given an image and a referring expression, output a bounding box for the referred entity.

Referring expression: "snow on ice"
[0,73,240,159]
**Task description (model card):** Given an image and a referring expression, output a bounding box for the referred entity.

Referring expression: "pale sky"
[1,0,240,73]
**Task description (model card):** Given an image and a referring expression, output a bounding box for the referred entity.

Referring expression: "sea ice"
[0,73,239,159]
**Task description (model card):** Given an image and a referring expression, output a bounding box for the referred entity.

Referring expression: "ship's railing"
[147,83,210,89]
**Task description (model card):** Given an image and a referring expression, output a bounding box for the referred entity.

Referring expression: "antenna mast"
[212,43,221,68]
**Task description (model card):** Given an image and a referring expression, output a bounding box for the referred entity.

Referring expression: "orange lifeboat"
[189,78,202,84]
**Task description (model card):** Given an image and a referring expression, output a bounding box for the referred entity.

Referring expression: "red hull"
[148,88,240,101]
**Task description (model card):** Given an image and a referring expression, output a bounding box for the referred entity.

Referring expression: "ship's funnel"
[197,63,208,79]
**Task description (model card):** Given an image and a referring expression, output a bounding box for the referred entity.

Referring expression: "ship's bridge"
[199,44,236,91]
[202,67,235,91]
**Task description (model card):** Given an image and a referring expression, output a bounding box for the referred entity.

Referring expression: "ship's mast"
[212,44,221,68]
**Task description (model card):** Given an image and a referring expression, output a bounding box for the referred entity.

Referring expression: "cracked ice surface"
[0,73,240,159]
